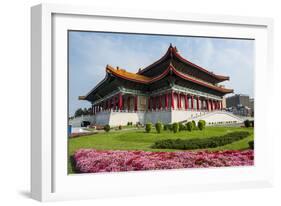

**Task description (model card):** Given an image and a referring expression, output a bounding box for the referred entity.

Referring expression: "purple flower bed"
[73,149,254,173]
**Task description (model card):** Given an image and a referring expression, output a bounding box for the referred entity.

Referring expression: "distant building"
[226,94,250,108]
[226,94,254,117]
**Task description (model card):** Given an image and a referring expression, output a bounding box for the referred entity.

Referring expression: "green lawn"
[68,126,254,173]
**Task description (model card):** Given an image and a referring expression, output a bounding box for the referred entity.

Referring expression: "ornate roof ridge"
[106,64,233,93]
[138,45,229,82]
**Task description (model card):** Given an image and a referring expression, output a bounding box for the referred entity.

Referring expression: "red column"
[127,96,130,111]
[191,96,194,110]
[171,91,174,109]
[184,95,188,110]
[153,96,156,110]
[134,95,138,111]
[165,93,168,109]
[178,93,182,109]
[148,96,151,111]
[220,101,223,110]
[118,93,122,111]
[158,95,162,110]
[197,96,200,111]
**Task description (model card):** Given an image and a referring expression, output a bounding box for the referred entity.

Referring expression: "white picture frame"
[31,3,274,202]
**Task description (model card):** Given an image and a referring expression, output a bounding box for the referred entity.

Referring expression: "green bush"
[145,123,152,133]
[250,120,254,127]
[248,140,254,149]
[168,124,173,131]
[163,124,169,131]
[192,120,196,128]
[179,123,186,131]
[186,121,193,132]
[155,122,163,133]
[172,122,179,133]
[151,131,250,150]
[118,125,122,130]
[244,120,251,127]
[104,124,110,132]
[198,120,205,130]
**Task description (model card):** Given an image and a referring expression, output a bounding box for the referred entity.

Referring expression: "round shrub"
[244,119,251,127]
[198,120,205,130]
[104,124,110,132]
[186,121,193,132]
[155,122,163,133]
[250,120,254,127]
[145,123,152,133]
[192,120,196,129]
[168,124,173,131]
[163,124,169,131]
[118,125,122,130]
[179,123,186,131]
[248,140,254,149]
[172,122,179,133]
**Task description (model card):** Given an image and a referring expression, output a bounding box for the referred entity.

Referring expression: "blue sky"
[69,31,254,116]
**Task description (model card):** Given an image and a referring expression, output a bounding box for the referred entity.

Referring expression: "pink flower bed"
[73,149,254,173]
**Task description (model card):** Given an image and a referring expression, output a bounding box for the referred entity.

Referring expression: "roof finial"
[169,43,173,47]
[117,66,119,70]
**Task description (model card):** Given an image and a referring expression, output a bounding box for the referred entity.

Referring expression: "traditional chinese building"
[78,44,233,126]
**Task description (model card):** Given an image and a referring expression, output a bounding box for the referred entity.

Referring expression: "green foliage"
[179,123,186,131]
[172,122,179,133]
[74,107,92,117]
[248,140,254,149]
[127,122,133,126]
[151,131,250,150]
[186,121,193,132]
[163,124,169,131]
[104,124,110,132]
[118,125,122,130]
[192,120,196,129]
[145,123,152,133]
[250,120,254,127]
[155,122,163,133]
[198,120,206,130]
[244,120,251,128]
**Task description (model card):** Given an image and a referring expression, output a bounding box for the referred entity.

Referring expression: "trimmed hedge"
[248,140,254,149]
[198,120,206,130]
[186,121,193,132]
[192,120,196,129]
[172,122,179,133]
[179,123,186,131]
[104,124,110,132]
[244,120,251,127]
[155,122,163,133]
[145,123,152,133]
[151,131,250,150]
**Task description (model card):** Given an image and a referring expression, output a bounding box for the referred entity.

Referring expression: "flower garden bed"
[73,149,254,173]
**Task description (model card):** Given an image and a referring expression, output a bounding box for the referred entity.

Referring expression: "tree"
[74,108,84,117]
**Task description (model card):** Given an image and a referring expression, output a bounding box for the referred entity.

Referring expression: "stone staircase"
[182,110,245,125]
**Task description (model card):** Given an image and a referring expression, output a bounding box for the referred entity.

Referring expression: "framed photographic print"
[31,3,274,201]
